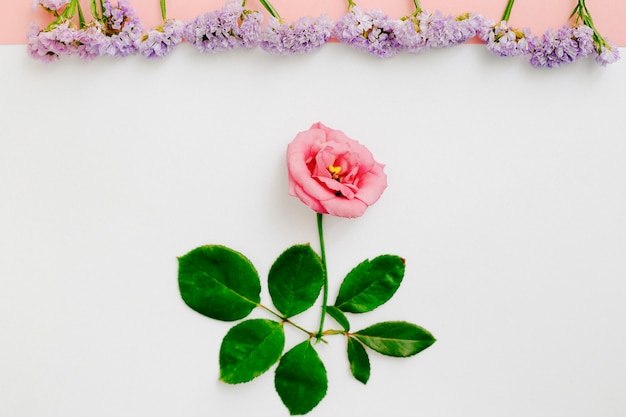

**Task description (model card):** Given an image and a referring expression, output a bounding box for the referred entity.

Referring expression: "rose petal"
[354,163,387,205]
[316,176,356,199]
[292,183,328,214]
[321,196,368,218]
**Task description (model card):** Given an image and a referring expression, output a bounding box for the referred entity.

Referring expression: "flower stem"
[160,0,167,22]
[347,0,356,10]
[76,0,86,28]
[89,0,101,21]
[316,213,329,340]
[501,0,515,22]
[259,0,282,22]
[572,0,608,48]
[413,0,422,12]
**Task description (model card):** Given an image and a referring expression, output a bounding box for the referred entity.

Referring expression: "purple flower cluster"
[438,13,486,47]
[529,25,595,68]
[397,11,485,54]
[261,15,332,55]
[101,0,144,57]
[594,42,620,66]
[26,0,621,68]
[137,19,185,59]
[478,20,536,57]
[27,21,76,62]
[28,0,146,61]
[333,6,402,58]
[27,20,108,62]
[183,2,262,52]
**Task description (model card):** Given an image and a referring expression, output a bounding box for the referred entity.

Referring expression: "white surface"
[1,44,625,417]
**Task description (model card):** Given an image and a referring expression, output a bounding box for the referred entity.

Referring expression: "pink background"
[1,0,625,46]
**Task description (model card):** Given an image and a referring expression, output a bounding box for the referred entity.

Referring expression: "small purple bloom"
[443,13,485,46]
[333,6,402,58]
[396,13,428,53]
[420,11,453,48]
[594,40,620,66]
[529,25,595,68]
[398,11,484,53]
[479,20,536,57]
[75,24,110,60]
[137,19,185,58]
[33,0,70,11]
[27,20,77,62]
[101,0,143,57]
[184,1,262,52]
[260,15,332,55]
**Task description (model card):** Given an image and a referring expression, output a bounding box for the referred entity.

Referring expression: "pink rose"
[287,122,387,218]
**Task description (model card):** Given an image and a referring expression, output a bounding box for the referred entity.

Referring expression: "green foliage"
[274,341,328,415]
[178,245,261,321]
[334,255,405,313]
[268,244,324,318]
[220,319,285,384]
[347,337,370,384]
[177,242,435,415]
[326,306,350,331]
[354,321,436,357]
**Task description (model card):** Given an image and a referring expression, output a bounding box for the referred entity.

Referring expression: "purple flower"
[137,19,185,58]
[74,24,110,60]
[184,1,262,52]
[442,13,485,46]
[594,44,620,66]
[396,15,428,53]
[260,15,332,55]
[333,6,402,58]
[33,0,70,11]
[27,20,77,62]
[27,20,110,62]
[398,11,484,53]
[529,25,595,68]
[479,20,536,57]
[101,0,143,57]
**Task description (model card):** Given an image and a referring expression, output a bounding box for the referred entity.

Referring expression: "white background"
[1,43,625,417]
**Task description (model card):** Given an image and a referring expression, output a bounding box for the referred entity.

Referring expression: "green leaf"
[353,321,436,357]
[326,306,350,331]
[268,244,324,318]
[334,255,405,313]
[275,341,328,415]
[219,319,285,384]
[347,337,370,384]
[178,245,261,321]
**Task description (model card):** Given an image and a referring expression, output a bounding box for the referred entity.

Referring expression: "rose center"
[328,165,342,181]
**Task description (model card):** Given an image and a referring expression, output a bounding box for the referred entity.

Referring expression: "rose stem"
[316,213,329,341]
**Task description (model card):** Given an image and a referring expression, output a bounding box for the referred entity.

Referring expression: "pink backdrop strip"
[1,0,624,46]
